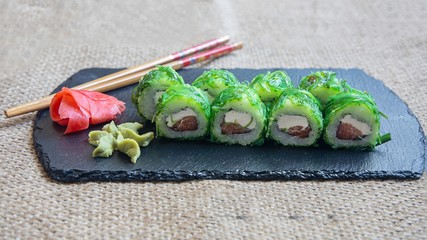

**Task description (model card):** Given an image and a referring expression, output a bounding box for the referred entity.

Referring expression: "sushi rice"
[249,70,293,104]
[210,85,267,146]
[192,69,240,103]
[132,66,184,121]
[155,84,211,140]
[299,71,350,109]
[323,90,390,149]
[267,88,323,147]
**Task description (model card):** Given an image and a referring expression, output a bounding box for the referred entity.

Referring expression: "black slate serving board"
[33,68,426,182]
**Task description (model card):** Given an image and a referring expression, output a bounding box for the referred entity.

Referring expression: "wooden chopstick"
[5,36,230,118]
[67,36,230,92]
[85,42,243,92]
[5,42,243,118]
[4,36,229,118]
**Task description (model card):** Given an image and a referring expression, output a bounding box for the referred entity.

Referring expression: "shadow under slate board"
[33,68,426,182]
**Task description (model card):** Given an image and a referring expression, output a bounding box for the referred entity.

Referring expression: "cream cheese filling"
[224,110,256,129]
[166,108,197,127]
[277,115,309,130]
[340,114,372,135]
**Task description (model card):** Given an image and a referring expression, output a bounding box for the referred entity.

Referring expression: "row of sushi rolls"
[131,66,391,150]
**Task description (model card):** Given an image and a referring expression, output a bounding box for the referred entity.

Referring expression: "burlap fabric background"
[1,0,426,239]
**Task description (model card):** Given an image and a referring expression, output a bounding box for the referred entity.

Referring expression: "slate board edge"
[33,68,426,183]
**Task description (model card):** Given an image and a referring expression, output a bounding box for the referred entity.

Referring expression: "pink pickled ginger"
[50,87,125,134]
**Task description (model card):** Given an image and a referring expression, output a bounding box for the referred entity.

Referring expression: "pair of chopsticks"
[5,36,243,118]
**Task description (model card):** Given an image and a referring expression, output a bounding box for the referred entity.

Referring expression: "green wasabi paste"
[88,121,154,163]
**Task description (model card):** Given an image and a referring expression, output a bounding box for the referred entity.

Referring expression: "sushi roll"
[132,66,184,120]
[249,70,293,104]
[299,71,350,108]
[267,88,323,147]
[210,85,267,146]
[192,69,240,103]
[323,90,390,149]
[155,84,211,140]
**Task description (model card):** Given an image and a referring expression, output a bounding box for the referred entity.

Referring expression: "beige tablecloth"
[0,0,426,239]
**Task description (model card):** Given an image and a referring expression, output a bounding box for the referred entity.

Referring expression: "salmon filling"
[166,108,198,132]
[171,116,198,132]
[277,115,311,138]
[221,121,251,134]
[336,115,372,140]
[285,126,312,138]
[220,110,255,135]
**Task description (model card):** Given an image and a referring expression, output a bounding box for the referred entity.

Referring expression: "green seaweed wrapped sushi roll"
[192,69,240,102]
[210,85,267,146]
[249,70,293,104]
[299,71,350,108]
[323,90,390,149]
[155,84,211,140]
[267,88,323,147]
[132,66,184,120]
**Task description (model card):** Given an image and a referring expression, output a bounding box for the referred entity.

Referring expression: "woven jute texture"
[0,0,426,239]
